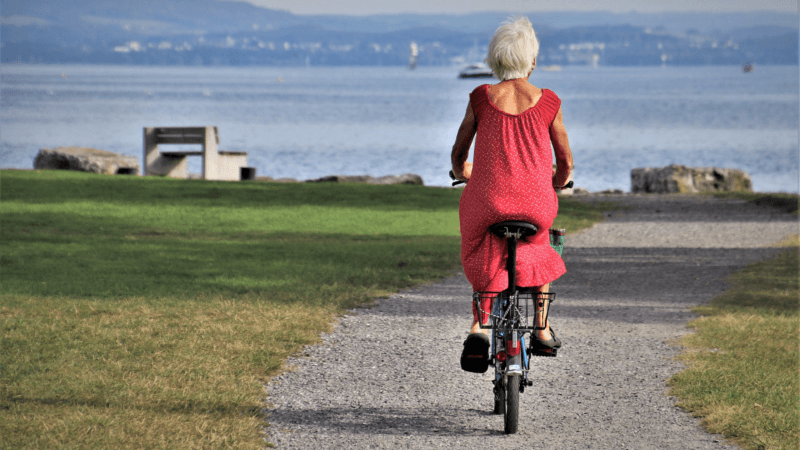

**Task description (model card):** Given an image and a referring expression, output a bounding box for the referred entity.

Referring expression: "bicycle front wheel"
[504,374,520,434]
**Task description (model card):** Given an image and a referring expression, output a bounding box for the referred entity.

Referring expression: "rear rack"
[473,291,555,331]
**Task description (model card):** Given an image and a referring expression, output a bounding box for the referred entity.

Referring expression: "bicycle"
[451,171,571,434]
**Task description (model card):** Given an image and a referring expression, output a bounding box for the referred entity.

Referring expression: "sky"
[234,0,799,16]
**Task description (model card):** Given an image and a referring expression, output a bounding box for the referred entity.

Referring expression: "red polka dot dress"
[459,84,566,298]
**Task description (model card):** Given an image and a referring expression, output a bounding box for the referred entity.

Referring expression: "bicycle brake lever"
[555,181,574,190]
[449,170,465,186]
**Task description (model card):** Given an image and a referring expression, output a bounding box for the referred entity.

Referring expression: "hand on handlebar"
[551,166,573,190]
[449,170,466,186]
[554,180,574,190]
[450,162,472,186]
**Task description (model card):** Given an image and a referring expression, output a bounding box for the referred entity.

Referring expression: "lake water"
[2,64,798,192]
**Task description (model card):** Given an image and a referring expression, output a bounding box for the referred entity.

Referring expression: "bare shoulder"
[490,82,540,102]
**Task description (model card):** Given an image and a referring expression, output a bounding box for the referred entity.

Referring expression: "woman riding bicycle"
[451,17,574,365]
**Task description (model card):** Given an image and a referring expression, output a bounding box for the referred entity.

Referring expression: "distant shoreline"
[4,168,798,196]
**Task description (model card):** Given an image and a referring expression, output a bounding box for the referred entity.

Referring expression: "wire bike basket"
[473,291,555,331]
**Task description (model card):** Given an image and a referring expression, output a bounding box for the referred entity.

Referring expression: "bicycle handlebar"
[449,170,465,186]
[449,170,574,190]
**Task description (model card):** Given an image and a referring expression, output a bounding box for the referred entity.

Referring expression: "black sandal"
[549,327,562,348]
[529,293,560,357]
[460,333,490,373]
[529,327,560,357]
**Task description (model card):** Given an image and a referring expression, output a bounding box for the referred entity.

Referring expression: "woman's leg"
[470,293,491,335]
[470,288,554,339]
[470,321,487,334]
[534,284,553,341]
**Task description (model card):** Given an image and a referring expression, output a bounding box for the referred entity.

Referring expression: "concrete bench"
[143,126,248,181]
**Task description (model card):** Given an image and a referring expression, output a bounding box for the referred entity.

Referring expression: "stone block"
[631,164,752,193]
[218,151,248,181]
[34,146,140,175]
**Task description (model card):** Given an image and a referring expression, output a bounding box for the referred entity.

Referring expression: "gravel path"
[263,194,798,449]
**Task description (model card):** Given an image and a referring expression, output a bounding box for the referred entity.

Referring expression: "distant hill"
[1,0,797,66]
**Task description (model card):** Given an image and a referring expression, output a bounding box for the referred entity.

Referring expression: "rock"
[305,174,424,185]
[572,187,591,195]
[306,175,372,183]
[371,174,424,185]
[631,164,752,194]
[34,146,139,175]
[256,176,300,183]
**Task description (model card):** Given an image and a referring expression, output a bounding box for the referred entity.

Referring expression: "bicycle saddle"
[489,221,538,239]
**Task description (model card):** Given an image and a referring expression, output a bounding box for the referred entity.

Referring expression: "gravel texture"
[263,194,798,449]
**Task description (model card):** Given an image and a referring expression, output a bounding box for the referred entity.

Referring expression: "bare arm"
[451,103,477,181]
[550,107,574,188]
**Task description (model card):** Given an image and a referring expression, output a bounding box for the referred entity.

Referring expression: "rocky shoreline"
[29,146,762,194]
[257,173,424,185]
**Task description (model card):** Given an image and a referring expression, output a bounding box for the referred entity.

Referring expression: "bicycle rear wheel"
[504,374,520,434]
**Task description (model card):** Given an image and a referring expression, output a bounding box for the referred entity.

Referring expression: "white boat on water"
[409,41,418,70]
[458,63,494,79]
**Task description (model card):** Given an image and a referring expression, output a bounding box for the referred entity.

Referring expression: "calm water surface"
[1,64,798,192]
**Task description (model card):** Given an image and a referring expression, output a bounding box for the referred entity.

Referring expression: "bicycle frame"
[476,290,552,387]
[472,228,564,432]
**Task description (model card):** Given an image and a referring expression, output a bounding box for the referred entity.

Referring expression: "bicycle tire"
[504,374,520,434]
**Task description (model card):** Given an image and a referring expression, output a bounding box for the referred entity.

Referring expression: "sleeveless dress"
[459,84,567,297]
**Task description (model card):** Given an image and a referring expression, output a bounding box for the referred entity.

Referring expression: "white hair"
[485,17,540,81]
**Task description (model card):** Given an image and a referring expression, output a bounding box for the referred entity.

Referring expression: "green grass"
[0,169,606,449]
[669,246,799,450]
